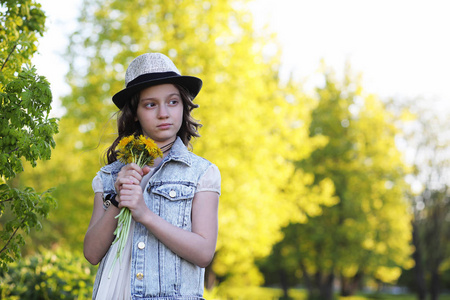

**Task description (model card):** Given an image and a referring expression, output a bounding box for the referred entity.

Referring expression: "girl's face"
[136,84,183,147]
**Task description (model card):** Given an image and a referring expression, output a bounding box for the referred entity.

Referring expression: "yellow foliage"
[362,238,374,250]
[341,264,359,278]
[374,266,402,284]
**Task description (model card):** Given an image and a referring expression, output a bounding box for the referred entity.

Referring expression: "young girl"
[84,53,220,299]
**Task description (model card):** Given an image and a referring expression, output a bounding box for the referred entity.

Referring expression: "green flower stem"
[136,151,144,166]
[108,208,132,278]
[108,155,147,278]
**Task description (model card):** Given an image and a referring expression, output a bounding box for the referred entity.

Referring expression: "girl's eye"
[169,99,179,105]
[145,102,156,108]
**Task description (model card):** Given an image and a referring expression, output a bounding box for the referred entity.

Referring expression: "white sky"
[33,0,450,117]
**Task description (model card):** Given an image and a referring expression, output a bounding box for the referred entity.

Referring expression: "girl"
[84,53,220,300]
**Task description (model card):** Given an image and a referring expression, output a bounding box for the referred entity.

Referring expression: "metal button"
[136,273,144,280]
[169,190,176,198]
[138,242,145,249]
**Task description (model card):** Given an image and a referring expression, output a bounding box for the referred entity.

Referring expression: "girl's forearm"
[84,194,120,265]
[140,211,217,268]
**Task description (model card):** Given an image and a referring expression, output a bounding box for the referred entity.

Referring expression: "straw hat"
[112,53,202,109]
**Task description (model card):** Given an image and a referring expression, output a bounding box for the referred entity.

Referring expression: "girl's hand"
[118,183,149,222]
[115,163,151,223]
[114,163,150,192]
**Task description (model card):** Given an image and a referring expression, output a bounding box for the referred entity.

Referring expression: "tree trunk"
[300,262,314,297]
[430,268,440,300]
[279,269,290,299]
[411,221,427,300]
[305,269,334,300]
[307,271,323,300]
[429,205,444,300]
[340,272,363,296]
[319,273,335,300]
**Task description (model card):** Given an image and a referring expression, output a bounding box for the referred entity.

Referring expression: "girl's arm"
[83,193,120,265]
[118,171,219,267]
[143,190,219,267]
[83,163,148,265]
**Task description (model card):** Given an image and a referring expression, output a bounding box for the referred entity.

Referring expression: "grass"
[204,286,306,299]
[360,294,450,300]
[204,286,450,300]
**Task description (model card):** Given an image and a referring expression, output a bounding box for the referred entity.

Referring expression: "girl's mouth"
[157,123,171,129]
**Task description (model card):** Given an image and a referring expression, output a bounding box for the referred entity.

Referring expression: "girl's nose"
[158,105,169,118]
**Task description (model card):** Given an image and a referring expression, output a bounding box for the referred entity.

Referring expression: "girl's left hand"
[118,183,149,222]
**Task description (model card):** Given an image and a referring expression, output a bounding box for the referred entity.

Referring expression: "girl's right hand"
[114,163,150,193]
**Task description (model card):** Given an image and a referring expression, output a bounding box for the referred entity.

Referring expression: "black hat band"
[127,71,179,88]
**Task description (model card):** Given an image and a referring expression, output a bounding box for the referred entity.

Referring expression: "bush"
[0,247,96,299]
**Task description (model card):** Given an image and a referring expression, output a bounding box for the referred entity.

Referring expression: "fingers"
[116,175,139,186]
[115,163,145,192]
[142,165,151,175]
[118,184,139,200]
[128,163,144,175]
[120,163,144,179]
[117,184,143,209]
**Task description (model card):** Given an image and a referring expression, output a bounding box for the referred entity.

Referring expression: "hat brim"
[112,73,202,109]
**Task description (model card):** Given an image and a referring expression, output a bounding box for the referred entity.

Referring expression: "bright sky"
[33,0,450,117]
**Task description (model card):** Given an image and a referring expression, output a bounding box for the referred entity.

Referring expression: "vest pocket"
[151,183,195,228]
[152,183,195,201]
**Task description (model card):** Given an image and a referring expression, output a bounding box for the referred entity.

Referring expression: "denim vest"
[92,137,212,300]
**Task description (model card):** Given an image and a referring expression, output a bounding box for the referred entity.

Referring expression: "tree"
[0,0,58,270]
[18,0,336,288]
[260,65,414,299]
[397,102,450,300]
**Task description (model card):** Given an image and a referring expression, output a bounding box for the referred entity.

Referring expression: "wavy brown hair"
[105,84,201,164]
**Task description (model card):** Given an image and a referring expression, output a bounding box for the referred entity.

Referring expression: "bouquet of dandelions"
[109,134,163,277]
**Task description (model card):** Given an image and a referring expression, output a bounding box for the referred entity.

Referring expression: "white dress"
[91,164,221,300]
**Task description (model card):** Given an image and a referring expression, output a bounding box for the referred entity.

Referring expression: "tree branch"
[0,198,14,204]
[8,147,19,155]
[0,43,18,73]
[0,218,26,255]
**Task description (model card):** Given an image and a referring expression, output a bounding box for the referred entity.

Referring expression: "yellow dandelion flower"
[151,147,163,158]
[138,135,149,144]
[139,135,163,158]
[118,135,134,148]
[117,151,124,162]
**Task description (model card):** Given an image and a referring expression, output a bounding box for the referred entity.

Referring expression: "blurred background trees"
[258,66,416,299]
[395,103,450,300]
[17,0,336,289]
[1,0,449,299]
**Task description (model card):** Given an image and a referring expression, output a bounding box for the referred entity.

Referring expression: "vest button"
[137,242,145,249]
[169,190,176,198]
[136,273,144,280]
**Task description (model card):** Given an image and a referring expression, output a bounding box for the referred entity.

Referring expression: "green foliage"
[1,66,57,177]
[0,0,59,270]
[0,184,56,270]
[0,0,46,76]
[0,247,97,299]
